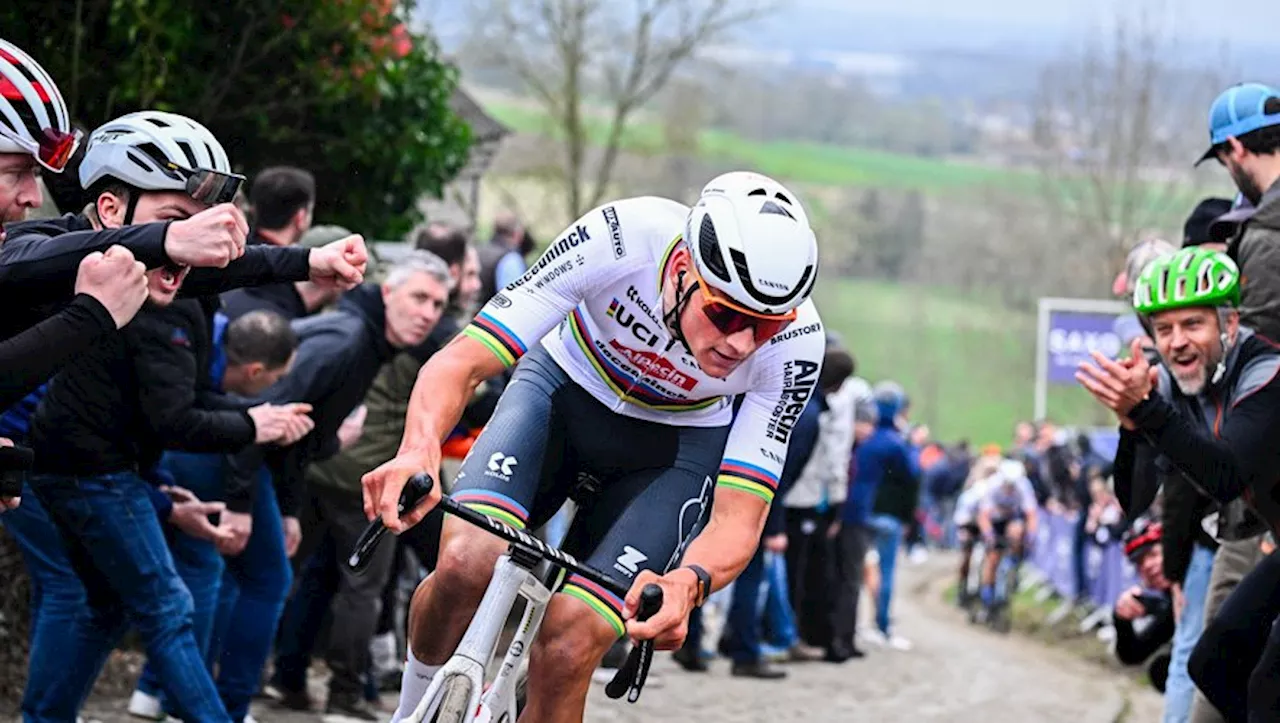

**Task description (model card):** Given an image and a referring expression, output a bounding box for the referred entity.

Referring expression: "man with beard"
[1076,246,1280,723]
[1186,81,1280,723]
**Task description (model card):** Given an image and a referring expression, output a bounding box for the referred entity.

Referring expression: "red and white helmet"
[0,39,78,172]
[686,171,819,316]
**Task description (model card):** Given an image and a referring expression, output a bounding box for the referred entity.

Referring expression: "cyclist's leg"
[957,526,974,594]
[981,520,1008,605]
[395,349,573,719]
[1006,519,1026,561]
[525,428,724,723]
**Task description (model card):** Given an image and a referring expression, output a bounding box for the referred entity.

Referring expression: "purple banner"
[1030,507,1137,607]
[1045,310,1126,384]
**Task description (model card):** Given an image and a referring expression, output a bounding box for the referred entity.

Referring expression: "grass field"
[483,99,1024,195]
[813,277,1110,444]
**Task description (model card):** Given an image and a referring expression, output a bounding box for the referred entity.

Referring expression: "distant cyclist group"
[5,23,1280,723]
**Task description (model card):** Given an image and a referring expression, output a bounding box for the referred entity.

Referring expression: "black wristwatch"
[683,564,712,607]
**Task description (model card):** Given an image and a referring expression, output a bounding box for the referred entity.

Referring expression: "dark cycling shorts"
[452,346,731,637]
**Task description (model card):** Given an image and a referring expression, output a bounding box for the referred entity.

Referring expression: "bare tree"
[466,0,769,219]
[1031,1,1223,291]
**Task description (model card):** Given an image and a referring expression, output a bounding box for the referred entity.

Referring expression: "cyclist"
[363,171,823,722]
[975,458,1038,610]
[952,455,999,606]
[1076,246,1280,722]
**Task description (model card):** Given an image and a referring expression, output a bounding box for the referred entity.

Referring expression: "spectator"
[127,310,305,721]
[1114,519,1175,696]
[476,210,530,306]
[19,110,360,723]
[780,337,865,660]
[415,221,482,317]
[845,381,920,652]
[1112,238,1178,351]
[220,167,322,321]
[213,252,452,721]
[1187,81,1280,723]
[1205,194,1255,249]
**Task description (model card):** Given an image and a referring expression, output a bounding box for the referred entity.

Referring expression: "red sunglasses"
[688,264,795,342]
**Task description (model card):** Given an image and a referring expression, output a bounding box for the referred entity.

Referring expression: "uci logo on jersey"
[606,298,680,353]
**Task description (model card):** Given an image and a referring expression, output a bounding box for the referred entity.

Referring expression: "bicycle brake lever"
[605,583,663,702]
[347,473,435,574]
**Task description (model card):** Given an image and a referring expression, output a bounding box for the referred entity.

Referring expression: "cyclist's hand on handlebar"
[622,568,698,651]
[361,448,441,533]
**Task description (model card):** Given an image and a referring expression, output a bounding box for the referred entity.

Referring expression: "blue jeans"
[211,468,292,722]
[869,514,903,635]
[725,545,767,663]
[1,481,94,723]
[1164,544,1214,723]
[137,452,227,706]
[762,551,798,649]
[30,472,228,722]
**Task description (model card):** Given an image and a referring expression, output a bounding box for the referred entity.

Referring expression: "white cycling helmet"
[685,171,818,316]
[79,110,241,205]
[0,39,79,171]
[997,459,1027,486]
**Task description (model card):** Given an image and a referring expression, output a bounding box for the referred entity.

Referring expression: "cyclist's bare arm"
[361,334,506,531]
[977,506,994,539]
[624,487,768,649]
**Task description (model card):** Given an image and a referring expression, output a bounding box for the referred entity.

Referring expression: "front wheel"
[432,675,475,723]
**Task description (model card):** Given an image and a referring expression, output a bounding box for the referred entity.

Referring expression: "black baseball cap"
[1182,198,1233,247]
[1209,194,1257,244]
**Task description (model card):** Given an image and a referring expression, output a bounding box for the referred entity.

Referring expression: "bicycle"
[348,474,663,723]
[974,533,1022,634]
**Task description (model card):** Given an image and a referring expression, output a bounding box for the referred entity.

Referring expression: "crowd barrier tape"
[1029,507,1137,608]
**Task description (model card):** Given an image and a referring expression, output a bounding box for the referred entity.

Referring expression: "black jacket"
[1160,473,1219,585]
[1114,328,1280,539]
[224,284,396,515]
[29,239,312,477]
[0,214,176,409]
[1114,592,1174,666]
[220,232,309,322]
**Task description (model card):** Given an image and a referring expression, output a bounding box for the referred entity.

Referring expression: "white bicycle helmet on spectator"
[0,39,80,172]
[79,110,242,207]
[685,171,818,316]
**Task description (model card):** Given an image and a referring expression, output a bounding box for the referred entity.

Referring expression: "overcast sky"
[779,0,1274,50]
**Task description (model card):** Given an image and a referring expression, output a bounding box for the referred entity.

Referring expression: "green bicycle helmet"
[1132,247,1240,316]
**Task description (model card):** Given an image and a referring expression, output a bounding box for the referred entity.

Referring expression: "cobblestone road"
[69,554,1161,723]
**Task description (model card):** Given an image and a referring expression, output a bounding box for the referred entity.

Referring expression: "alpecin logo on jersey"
[607,298,681,353]
[766,359,819,444]
[608,339,697,391]
[505,224,591,290]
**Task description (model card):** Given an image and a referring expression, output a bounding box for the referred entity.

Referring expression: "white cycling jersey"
[980,472,1037,522]
[462,196,826,504]
[954,477,992,527]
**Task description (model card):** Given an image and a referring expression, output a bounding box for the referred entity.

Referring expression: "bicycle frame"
[405,550,552,723]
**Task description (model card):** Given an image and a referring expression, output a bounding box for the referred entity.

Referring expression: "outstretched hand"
[1075,337,1157,427]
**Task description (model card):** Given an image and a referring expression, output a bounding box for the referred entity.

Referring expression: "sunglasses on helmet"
[1,126,82,173]
[687,263,796,343]
[165,162,245,206]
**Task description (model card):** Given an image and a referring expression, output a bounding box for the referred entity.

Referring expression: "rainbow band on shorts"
[561,573,627,638]
[453,490,529,530]
[716,458,779,503]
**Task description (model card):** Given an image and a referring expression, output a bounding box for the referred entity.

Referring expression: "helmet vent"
[698,214,731,282]
[145,115,171,128]
[747,187,767,197]
[774,191,792,204]
[176,141,198,170]
[126,149,153,173]
[759,200,795,220]
[136,142,168,167]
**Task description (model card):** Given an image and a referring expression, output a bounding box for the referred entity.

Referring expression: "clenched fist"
[75,246,148,328]
[308,234,368,291]
[164,203,249,268]
[247,403,315,445]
